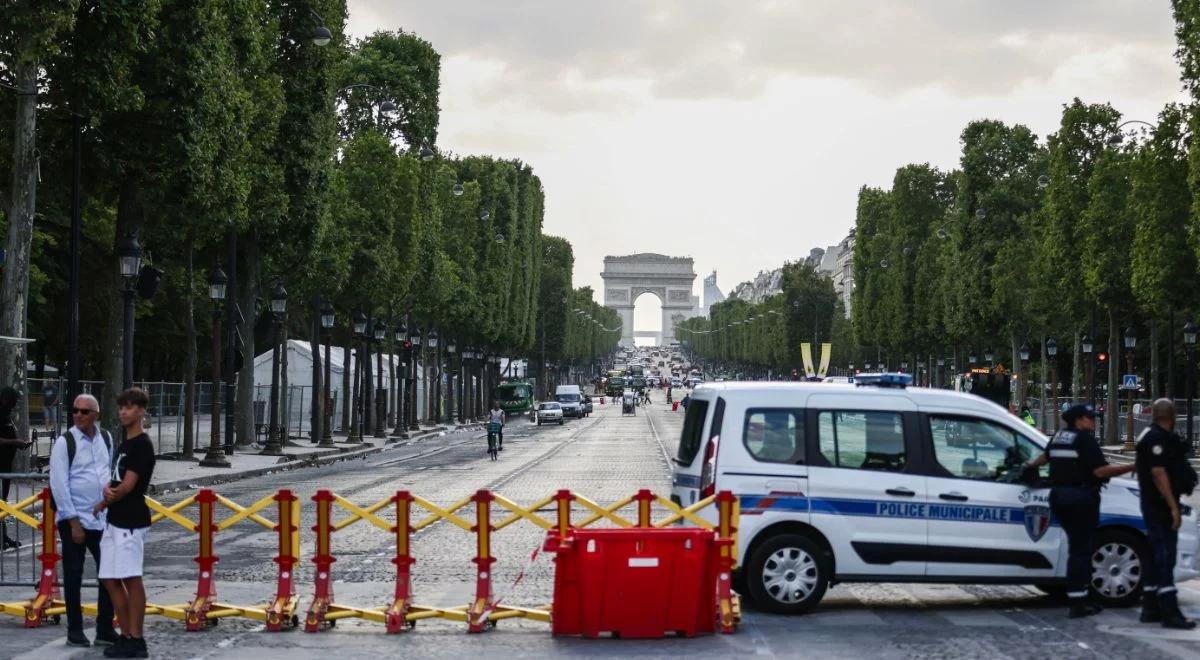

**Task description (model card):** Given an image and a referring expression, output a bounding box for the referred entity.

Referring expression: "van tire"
[745,533,829,614]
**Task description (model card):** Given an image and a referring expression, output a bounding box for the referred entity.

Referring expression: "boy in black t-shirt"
[93,388,155,658]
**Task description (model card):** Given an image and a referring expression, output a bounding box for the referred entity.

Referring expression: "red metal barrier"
[387,491,415,633]
[266,490,300,631]
[305,490,336,632]
[467,490,496,633]
[185,490,218,630]
[550,527,719,638]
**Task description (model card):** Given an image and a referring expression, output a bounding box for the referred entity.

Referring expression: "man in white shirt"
[48,394,118,648]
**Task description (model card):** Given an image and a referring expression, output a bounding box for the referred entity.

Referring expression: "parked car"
[534,401,564,425]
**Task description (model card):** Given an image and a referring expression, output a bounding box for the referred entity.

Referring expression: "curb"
[151,425,473,495]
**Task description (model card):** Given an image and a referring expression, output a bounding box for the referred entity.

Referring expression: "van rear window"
[676,399,710,466]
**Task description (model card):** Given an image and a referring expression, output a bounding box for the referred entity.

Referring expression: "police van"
[670,374,1199,614]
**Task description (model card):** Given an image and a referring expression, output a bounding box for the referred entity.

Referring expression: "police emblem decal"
[1023,505,1052,542]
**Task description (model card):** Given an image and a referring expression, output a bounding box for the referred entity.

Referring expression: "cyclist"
[488,402,506,452]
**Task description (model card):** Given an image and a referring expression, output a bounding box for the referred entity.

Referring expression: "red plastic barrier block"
[551,528,718,638]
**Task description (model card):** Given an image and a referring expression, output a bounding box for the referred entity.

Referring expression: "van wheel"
[1090,528,1148,607]
[746,533,829,614]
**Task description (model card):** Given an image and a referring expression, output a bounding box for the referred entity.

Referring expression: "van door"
[670,397,712,507]
[719,403,810,526]
[806,394,926,577]
[922,414,1061,580]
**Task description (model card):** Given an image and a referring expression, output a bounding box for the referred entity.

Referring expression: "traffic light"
[1097,352,1108,363]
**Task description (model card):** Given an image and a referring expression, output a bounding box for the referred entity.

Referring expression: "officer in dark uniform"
[1026,403,1134,618]
[1135,398,1198,629]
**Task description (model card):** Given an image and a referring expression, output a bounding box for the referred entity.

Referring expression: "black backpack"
[50,429,114,513]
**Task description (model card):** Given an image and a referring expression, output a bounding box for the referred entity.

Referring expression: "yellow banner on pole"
[818,343,832,378]
[801,343,815,379]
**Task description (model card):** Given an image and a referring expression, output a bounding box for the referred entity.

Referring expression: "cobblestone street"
[4,400,1200,659]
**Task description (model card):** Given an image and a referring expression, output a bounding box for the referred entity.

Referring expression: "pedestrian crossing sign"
[1121,374,1139,390]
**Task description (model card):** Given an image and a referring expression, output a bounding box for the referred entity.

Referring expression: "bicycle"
[486,422,502,461]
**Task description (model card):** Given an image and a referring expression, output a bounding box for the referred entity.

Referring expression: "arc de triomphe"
[601,253,699,346]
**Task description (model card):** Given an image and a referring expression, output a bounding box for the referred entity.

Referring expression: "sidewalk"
[150,422,484,494]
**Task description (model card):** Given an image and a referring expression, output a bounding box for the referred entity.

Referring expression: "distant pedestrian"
[49,393,117,648]
[680,394,690,411]
[1025,403,1134,618]
[43,384,59,432]
[95,387,156,658]
[1020,406,1036,427]
[1,387,33,550]
[1135,399,1198,629]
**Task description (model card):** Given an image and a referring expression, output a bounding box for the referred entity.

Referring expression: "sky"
[347,1,1188,332]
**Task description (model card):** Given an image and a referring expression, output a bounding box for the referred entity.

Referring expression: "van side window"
[676,399,710,466]
[818,410,906,472]
[928,416,1036,481]
[743,409,804,464]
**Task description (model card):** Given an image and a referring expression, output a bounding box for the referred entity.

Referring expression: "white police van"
[670,374,1200,614]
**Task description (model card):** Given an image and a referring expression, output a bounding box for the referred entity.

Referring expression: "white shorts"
[98,525,147,580]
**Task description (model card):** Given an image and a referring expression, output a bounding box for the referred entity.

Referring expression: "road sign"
[1121,374,1139,390]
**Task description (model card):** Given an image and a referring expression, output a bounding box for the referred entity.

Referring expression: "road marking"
[644,407,673,474]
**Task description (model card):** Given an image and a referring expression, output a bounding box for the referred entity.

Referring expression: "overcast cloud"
[348,1,1185,330]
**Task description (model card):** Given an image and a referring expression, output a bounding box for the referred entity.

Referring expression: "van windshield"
[556,394,580,403]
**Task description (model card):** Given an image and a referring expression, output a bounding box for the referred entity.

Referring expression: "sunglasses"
[69,407,98,415]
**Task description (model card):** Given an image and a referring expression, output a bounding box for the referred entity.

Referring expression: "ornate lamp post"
[447,340,459,424]
[262,281,287,455]
[392,321,409,439]
[1185,320,1197,456]
[373,320,387,438]
[200,266,231,467]
[427,330,440,423]
[1046,337,1058,432]
[319,301,335,446]
[984,347,995,369]
[1082,334,1094,407]
[1123,327,1137,451]
[348,310,367,442]
[117,232,143,389]
[408,326,422,430]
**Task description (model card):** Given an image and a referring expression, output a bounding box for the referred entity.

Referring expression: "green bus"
[494,382,534,415]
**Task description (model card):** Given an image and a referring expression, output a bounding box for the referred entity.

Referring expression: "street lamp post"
[262,281,287,455]
[427,330,440,423]
[1019,343,1030,410]
[373,320,387,438]
[117,232,143,389]
[408,327,422,431]
[319,301,335,447]
[1123,327,1137,452]
[1082,335,1094,407]
[392,322,409,439]
[200,266,231,467]
[348,311,367,443]
[447,340,458,424]
[1185,320,1197,456]
[1046,337,1058,432]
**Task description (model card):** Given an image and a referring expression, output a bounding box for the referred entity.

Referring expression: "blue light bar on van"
[854,373,912,388]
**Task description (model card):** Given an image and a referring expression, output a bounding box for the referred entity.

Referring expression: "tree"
[1129,104,1196,397]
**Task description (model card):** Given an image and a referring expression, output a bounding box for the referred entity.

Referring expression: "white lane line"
[644,408,673,473]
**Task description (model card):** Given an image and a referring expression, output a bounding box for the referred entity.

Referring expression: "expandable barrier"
[0,486,738,636]
[0,487,301,631]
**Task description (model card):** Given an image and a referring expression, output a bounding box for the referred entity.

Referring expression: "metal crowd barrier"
[0,474,48,589]
[0,484,739,635]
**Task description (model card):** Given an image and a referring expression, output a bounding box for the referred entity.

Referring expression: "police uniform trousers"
[1050,485,1100,600]
[1141,503,1178,599]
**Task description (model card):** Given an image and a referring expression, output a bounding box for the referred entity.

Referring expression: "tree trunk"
[101,176,144,433]
[1106,312,1120,446]
[1010,334,1019,409]
[1040,333,1048,434]
[363,335,373,433]
[0,56,39,451]
[182,236,197,459]
[1072,330,1082,401]
[235,233,258,446]
[1150,318,1160,401]
[310,311,322,443]
[1167,309,1176,400]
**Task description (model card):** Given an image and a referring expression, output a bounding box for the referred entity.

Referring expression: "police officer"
[1135,398,1198,629]
[1026,403,1134,618]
